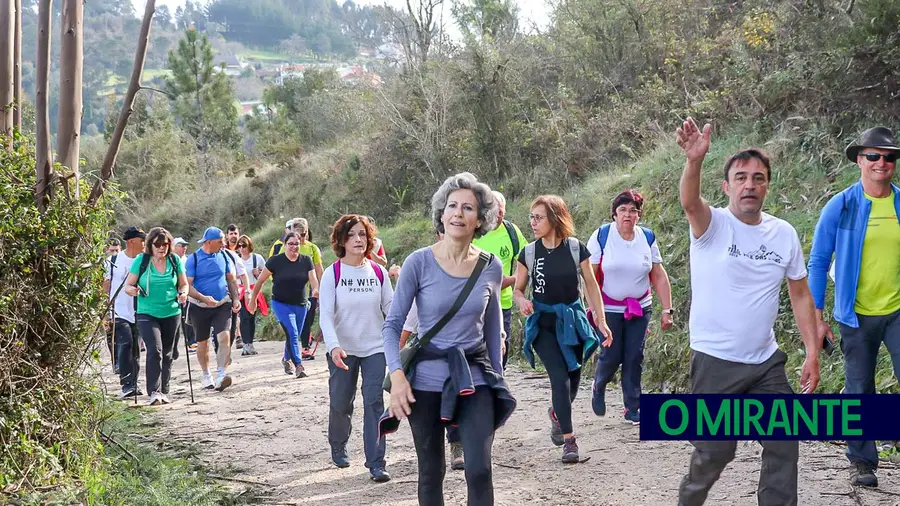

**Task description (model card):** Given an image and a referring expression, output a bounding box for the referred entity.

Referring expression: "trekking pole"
[183,303,195,403]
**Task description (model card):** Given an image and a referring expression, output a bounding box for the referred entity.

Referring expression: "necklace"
[543,240,561,254]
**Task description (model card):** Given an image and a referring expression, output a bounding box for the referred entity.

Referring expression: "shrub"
[0,137,115,492]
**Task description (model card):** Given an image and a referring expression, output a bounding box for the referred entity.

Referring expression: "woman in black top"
[513,195,612,464]
[247,232,319,378]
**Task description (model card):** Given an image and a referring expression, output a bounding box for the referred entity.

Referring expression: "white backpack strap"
[567,237,581,276]
[524,242,536,279]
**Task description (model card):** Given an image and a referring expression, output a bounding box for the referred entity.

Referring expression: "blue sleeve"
[808,194,842,309]
[186,254,196,278]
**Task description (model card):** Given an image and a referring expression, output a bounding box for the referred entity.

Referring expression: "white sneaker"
[214,373,232,392]
[160,393,171,404]
[201,372,214,390]
[148,392,162,406]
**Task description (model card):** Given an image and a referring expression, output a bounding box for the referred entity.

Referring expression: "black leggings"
[239,304,256,345]
[532,322,582,434]
[408,387,496,506]
[137,314,180,395]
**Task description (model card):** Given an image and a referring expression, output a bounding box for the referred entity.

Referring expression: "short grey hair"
[431,172,499,239]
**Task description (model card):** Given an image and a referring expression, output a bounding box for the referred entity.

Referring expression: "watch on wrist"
[662,308,676,315]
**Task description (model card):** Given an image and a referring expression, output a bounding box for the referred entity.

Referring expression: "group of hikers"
[101,120,900,505]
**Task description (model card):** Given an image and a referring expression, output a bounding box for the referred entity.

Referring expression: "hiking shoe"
[201,372,215,390]
[236,340,243,349]
[241,347,250,356]
[282,359,294,375]
[149,392,163,406]
[592,384,607,416]
[624,409,640,425]
[302,348,315,360]
[247,343,258,355]
[548,407,564,447]
[160,393,171,405]
[370,467,391,483]
[331,446,350,468]
[117,386,138,400]
[295,364,308,379]
[214,373,232,392]
[850,461,878,487]
[562,437,580,464]
[450,441,465,470]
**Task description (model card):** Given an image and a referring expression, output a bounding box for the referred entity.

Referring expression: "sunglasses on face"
[237,244,248,249]
[153,241,169,248]
[862,152,898,163]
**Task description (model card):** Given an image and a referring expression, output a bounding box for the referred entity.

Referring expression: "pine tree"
[165,28,239,151]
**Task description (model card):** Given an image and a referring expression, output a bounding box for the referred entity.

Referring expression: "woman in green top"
[124,227,188,406]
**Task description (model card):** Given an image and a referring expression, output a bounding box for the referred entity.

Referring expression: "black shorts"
[188,304,232,342]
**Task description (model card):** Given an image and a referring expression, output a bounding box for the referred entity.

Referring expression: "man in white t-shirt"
[102,227,145,399]
[675,118,821,506]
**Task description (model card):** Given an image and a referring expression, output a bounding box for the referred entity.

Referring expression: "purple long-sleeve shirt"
[383,247,504,392]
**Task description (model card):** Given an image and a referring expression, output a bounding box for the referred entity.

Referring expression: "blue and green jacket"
[807,180,900,328]
[524,300,600,371]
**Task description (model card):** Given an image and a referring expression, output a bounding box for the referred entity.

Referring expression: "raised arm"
[676,117,714,239]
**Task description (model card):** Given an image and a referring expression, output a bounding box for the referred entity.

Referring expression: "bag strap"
[524,242,535,278]
[414,251,492,351]
[372,262,384,285]
[334,260,385,288]
[503,220,520,275]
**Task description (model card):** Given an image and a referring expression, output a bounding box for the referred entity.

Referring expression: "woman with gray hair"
[380,172,516,506]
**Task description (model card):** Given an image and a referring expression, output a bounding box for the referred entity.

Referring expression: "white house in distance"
[214,54,246,76]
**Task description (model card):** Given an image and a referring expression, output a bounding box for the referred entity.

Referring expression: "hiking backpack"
[332,260,385,287]
[593,223,656,288]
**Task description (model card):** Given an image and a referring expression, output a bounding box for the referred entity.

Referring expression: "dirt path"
[103,341,900,506]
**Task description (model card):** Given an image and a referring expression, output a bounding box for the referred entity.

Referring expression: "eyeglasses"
[616,208,640,215]
[862,152,898,163]
[286,242,301,247]
[153,241,169,248]
[529,214,546,222]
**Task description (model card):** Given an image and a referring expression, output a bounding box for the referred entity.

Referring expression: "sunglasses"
[237,244,248,249]
[862,152,898,163]
[153,241,170,247]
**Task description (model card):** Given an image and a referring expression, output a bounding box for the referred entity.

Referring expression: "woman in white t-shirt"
[587,189,673,426]
[319,215,394,483]
[237,235,266,356]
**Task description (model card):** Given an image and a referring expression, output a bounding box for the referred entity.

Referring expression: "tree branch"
[88,0,156,206]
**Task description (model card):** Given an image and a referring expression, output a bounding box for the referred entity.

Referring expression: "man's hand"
[389,264,401,281]
[800,354,820,394]
[816,318,835,352]
[204,295,217,306]
[676,117,712,163]
[232,299,241,313]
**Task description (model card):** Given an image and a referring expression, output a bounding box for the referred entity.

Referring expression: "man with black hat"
[808,126,900,488]
[103,226,145,399]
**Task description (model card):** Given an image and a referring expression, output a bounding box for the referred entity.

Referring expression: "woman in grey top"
[381,172,516,506]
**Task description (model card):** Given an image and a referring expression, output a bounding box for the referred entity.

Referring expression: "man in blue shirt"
[186,227,241,392]
[808,127,900,488]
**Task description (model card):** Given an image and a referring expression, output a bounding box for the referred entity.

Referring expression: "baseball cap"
[285,219,294,228]
[173,237,188,246]
[197,226,225,243]
[123,226,146,241]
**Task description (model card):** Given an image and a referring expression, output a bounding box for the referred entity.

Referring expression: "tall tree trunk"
[35,0,52,210]
[88,0,157,206]
[57,0,83,198]
[13,0,21,130]
[0,0,14,142]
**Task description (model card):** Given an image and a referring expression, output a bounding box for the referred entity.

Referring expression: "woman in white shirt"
[587,189,673,425]
[237,235,265,356]
[319,215,393,483]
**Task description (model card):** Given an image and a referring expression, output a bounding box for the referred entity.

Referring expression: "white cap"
[285,219,293,228]
[173,237,188,246]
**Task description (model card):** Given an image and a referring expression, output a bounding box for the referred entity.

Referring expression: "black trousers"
[408,386,496,506]
[532,316,582,434]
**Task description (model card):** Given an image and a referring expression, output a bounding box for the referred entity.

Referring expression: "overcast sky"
[131,0,554,37]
